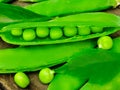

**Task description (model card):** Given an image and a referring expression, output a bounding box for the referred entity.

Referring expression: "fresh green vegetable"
[97,36,113,50]
[25,0,118,17]
[50,27,63,39]
[39,68,55,84]
[19,0,46,3]
[48,36,120,90]
[36,27,49,38]
[63,26,77,37]
[11,28,23,36]
[0,39,95,73]
[78,26,91,36]
[23,29,36,41]
[111,36,120,53]
[14,72,30,88]
[0,0,11,3]
[48,74,84,90]
[91,27,103,33]
[0,3,49,29]
[49,46,120,90]
[1,12,120,45]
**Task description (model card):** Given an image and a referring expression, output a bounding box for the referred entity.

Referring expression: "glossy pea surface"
[36,27,49,38]
[39,68,55,84]
[97,36,113,50]
[23,29,36,41]
[11,28,22,36]
[14,72,30,88]
[63,26,77,37]
[50,27,63,39]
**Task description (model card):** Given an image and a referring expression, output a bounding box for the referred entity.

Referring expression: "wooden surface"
[0,3,120,90]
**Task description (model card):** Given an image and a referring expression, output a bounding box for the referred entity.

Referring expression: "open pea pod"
[0,39,95,73]
[1,12,120,45]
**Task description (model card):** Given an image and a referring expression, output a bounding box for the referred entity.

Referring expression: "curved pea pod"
[0,39,95,73]
[25,0,119,17]
[19,0,47,3]
[51,48,120,90]
[0,3,49,29]
[1,12,120,45]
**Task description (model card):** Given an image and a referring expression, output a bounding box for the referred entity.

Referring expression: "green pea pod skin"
[25,0,117,17]
[0,40,95,73]
[111,36,120,53]
[52,48,120,90]
[0,3,49,29]
[47,74,85,90]
[0,0,11,3]
[1,12,120,45]
[19,0,47,3]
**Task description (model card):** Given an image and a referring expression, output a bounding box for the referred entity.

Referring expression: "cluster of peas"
[11,26,104,41]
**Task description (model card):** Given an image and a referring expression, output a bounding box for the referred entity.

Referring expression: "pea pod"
[19,0,47,3]
[0,3,49,29]
[1,12,120,45]
[25,0,119,17]
[0,39,95,73]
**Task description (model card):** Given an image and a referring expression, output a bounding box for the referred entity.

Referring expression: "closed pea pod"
[0,12,120,45]
[0,39,95,73]
[25,0,119,17]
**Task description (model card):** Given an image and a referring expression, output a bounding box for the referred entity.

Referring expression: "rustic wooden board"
[0,2,120,90]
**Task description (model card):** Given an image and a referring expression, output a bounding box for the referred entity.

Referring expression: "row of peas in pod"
[11,26,103,41]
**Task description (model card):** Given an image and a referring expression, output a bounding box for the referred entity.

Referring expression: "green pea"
[91,27,103,33]
[50,27,63,40]
[11,28,22,36]
[36,27,49,38]
[63,26,77,37]
[97,36,113,50]
[39,68,55,84]
[23,29,36,41]
[78,26,91,35]
[14,72,30,88]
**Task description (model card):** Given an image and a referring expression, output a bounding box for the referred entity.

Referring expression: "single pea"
[63,26,77,37]
[78,26,91,35]
[50,27,63,40]
[14,72,30,88]
[11,28,22,36]
[97,36,113,50]
[39,68,55,84]
[91,27,103,33]
[23,29,36,41]
[36,27,49,38]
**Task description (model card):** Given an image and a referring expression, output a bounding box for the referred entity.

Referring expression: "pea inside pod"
[0,12,120,45]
